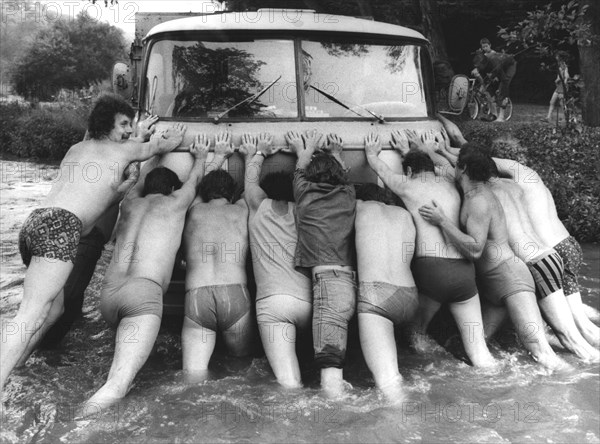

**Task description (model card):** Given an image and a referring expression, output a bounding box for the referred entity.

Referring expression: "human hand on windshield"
[190,134,210,161]
[420,130,439,153]
[257,132,279,156]
[303,129,324,153]
[155,123,186,151]
[285,131,304,155]
[390,130,409,156]
[324,133,343,155]
[214,132,234,158]
[404,129,421,151]
[239,133,257,158]
[364,133,382,157]
[137,114,159,141]
[439,127,452,152]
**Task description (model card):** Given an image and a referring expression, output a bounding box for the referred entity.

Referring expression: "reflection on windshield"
[144,38,428,120]
[302,41,427,118]
[146,39,297,119]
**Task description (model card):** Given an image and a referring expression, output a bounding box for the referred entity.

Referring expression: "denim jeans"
[312,269,357,369]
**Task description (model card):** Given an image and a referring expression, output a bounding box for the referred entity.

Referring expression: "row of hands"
[180,128,454,159]
[137,114,454,161]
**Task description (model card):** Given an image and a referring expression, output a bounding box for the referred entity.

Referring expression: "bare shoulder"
[466,191,492,215]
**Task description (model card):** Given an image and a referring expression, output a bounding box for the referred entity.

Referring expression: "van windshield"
[145,37,428,120]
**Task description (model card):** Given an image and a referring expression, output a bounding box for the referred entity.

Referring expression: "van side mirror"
[112,62,133,100]
[447,75,469,113]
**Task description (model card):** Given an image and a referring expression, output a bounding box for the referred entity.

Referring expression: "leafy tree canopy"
[12,12,126,100]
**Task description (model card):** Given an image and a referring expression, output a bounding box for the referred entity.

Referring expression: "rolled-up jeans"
[312,269,357,369]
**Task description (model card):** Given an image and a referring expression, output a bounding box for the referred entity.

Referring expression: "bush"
[457,120,600,242]
[0,103,87,160]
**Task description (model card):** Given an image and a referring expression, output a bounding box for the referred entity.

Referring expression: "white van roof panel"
[145,10,427,42]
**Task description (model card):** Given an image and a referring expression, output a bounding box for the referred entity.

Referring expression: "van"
[113,9,462,313]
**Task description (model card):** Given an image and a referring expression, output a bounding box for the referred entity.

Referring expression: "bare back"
[488,179,551,262]
[396,175,463,259]
[105,194,190,290]
[184,200,249,288]
[43,140,140,235]
[355,201,416,286]
[519,179,569,247]
[461,187,515,273]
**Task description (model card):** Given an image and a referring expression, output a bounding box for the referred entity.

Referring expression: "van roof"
[144,9,427,42]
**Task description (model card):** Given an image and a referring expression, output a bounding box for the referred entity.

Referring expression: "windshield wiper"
[309,84,386,123]
[213,75,282,123]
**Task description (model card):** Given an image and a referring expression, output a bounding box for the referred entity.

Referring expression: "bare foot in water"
[77,384,125,419]
[321,368,351,399]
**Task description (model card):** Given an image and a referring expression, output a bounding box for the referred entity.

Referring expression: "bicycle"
[466,77,513,121]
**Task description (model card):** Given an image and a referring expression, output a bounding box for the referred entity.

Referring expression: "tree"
[217,0,449,62]
[0,1,48,93]
[498,1,598,128]
[12,12,126,101]
[577,0,600,126]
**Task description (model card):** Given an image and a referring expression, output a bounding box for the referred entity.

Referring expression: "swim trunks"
[19,207,83,266]
[358,281,419,325]
[411,257,477,304]
[553,236,583,296]
[185,284,251,332]
[100,276,163,327]
[476,258,535,306]
[256,293,312,325]
[526,250,564,299]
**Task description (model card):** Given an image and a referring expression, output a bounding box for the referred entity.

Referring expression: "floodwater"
[1,159,599,443]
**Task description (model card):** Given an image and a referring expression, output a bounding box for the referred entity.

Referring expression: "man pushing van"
[0,94,185,391]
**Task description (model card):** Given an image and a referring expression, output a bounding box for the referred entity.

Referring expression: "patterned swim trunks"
[553,236,583,296]
[19,207,83,266]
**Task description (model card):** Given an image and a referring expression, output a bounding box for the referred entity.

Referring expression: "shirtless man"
[365,132,495,368]
[480,152,598,361]
[419,148,567,369]
[181,132,255,379]
[355,182,418,401]
[82,135,210,413]
[240,133,312,389]
[41,115,159,348]
[1,95,184,390]
[490,156,599,347]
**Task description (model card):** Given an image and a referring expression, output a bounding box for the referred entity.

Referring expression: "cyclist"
[471,38,517,122]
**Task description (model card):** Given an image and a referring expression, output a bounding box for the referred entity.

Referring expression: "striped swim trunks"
[526,250,564,299]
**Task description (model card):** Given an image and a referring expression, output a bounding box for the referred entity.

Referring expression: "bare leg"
[223,312,255,357]
[1,258,72,389]
[481,301,508,339]
[259,322,303,389]
[181,317,217,375]
[449,296,496,367]
[504,292,569,370]
[358,313,403,401]
[81,314,161,415]
[17,290,65,366]
[566,292,600,347]
[412,293,444,353]
[538,290,599,362]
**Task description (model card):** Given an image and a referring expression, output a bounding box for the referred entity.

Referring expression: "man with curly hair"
[1,94,185,391]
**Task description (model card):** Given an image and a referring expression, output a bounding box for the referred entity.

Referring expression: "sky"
[36,1,221,40]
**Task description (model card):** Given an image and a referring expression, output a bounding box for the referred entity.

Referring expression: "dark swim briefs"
[411,257,478,304]
[185,284,251,332]
[526,250,564,299]
[100,276,163,327]
[476,259,535,306]
[19,207,83,266]
[553,236,583,296]
[358,281,419,325]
